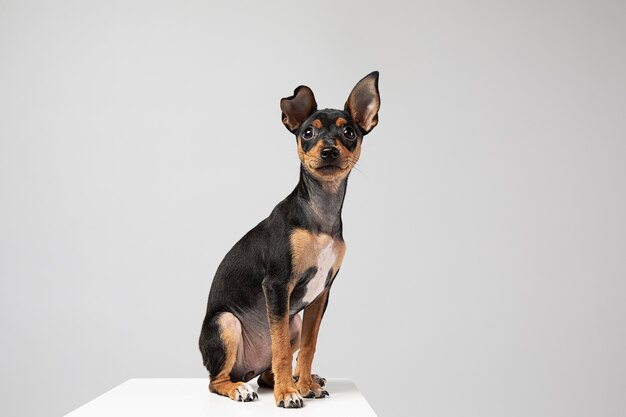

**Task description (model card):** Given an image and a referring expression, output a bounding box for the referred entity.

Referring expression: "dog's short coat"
[199,72,380,408]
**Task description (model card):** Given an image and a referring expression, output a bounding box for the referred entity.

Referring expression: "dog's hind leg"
[200,312,258,402]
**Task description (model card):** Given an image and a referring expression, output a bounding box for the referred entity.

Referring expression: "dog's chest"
[289,229,346,310]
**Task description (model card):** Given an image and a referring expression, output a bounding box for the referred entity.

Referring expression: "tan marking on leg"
[256,314,301,390]
[268,312,302,406]
[294,290,329,398]
[208,313,253,400]
[263,266,302,407]
[268,313,292,380]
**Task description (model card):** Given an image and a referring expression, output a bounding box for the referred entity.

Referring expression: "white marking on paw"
[234,383,256,401]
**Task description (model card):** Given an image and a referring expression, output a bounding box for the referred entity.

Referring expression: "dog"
[199,72,380,408]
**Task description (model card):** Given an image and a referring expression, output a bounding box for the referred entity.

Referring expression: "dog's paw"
[296,377,329,399]
[311,374,327,387]
[229,382,258,402]
[274,385,304,408]
[294,373,326,387]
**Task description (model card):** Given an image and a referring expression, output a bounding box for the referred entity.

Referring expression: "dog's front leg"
[294,289,330,398]
[262,278,304,408]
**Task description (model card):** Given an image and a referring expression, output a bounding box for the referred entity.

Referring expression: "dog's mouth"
[315,164,344,174]
[310,162,350,176]
[304,158,350,177]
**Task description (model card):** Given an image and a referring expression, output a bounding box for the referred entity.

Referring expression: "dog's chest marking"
[290,228,346,307]
[302,240,335,303]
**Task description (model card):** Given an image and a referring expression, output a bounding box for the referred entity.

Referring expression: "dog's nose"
[320,147,340,160]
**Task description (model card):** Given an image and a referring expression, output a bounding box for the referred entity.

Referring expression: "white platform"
[65,378,377,416]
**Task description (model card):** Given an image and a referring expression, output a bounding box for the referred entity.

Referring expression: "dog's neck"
[295,167,348,236]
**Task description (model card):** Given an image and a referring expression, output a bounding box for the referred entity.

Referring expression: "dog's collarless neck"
[295,167,347,235]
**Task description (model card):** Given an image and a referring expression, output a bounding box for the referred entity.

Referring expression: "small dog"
[199,72,380,408]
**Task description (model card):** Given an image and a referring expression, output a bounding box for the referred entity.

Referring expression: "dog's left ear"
[345,71,380,135]
[280,85,317,133]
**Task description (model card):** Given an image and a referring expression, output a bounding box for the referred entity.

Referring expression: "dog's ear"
[280,86,317,133]
[345,71,380,135]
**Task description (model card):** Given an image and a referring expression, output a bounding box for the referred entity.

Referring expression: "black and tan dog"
[199,72,380,408]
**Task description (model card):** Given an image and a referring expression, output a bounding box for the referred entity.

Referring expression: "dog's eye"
[302,127,314,140]
[343,126,356,140]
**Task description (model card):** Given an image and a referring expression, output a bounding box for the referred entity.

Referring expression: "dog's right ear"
[345,71,380,135]
[280,86,317,133]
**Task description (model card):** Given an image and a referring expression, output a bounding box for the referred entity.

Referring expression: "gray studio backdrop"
[1,1,625,416]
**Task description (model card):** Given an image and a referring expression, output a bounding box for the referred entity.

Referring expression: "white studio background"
[1,1,625,416]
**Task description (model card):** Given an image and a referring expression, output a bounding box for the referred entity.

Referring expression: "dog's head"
[280,72,380,183]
